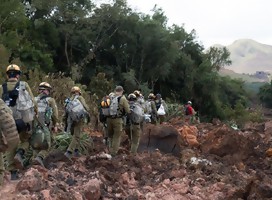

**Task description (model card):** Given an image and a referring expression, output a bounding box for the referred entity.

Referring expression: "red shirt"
[186,106,194,115]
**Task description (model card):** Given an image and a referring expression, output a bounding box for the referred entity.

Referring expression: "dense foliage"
[0,0,256,121]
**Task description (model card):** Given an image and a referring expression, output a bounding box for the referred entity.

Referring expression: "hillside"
[219,68,264,82]
[216,39,272,74]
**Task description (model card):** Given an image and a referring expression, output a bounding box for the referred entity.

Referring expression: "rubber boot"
[14,149,24,169]
[10,170,19,181]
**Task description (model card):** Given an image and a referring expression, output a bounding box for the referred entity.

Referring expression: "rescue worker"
[133,90,145,130]
[64,86,90,159]
[185,101,196,124]
[106,86,130,156]
[125,93,141,154]
[155,93,168,124]
[146,93,158,124]
[0,64,37,170]
[32,82,59,167]
[133,90,145,108]
[0,99,20,183]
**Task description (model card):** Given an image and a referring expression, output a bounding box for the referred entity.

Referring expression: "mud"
[0,120,272,200]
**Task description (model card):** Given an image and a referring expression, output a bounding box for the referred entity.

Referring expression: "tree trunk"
[65,34,70,68]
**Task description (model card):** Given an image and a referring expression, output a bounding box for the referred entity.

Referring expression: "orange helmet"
[71,86,81,94]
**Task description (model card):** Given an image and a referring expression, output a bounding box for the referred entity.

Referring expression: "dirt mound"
[1,120,272,199]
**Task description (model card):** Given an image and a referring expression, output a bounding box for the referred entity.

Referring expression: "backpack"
[145,101,152,114]
[129,101,144,124]
[35,95,53,125]
[101,94,121,116]
[65,95,87,122]
[2,81,35,123]
[30,118,51,150]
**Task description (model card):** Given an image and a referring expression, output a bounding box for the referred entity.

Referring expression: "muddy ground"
[0,119,272,200]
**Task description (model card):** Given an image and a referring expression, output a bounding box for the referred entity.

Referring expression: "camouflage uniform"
[136,96,145,131]
[0,99,20,185]
[0,79,37,168]
[107,95,130,155]
[148,99,158,124]
[33,93,58,162]
[66,95,89,154]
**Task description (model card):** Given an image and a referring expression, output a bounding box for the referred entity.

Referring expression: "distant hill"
[219,68,268,82]
[212,39,272,74]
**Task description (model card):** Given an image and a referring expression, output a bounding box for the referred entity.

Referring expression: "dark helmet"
[156,93,161,99]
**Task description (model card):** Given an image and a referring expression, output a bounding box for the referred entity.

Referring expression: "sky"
[124,0,272,48]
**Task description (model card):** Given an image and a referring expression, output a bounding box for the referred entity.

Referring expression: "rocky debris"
[139,124,181,156]
[177,125,199,147]
[200,124,260,163]
[1,120,272,199]
[79,179,101,200]
[16,168,47,192]
[266,148,272,157]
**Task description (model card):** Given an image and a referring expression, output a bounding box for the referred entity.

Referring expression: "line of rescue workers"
[0,64,196,185]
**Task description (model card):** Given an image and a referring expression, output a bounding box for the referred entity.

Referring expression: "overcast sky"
[125,0,272,48]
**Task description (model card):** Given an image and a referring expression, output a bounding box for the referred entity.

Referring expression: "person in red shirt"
[185,101,195,123]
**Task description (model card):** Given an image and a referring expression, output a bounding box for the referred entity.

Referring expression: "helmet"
[71,86,81,94]
[128,93,137,101]
[148,93,155,99]
[156,93,161,99]
[39,82,52,90]
[187,101,192,105]
[134,90,141,97]
[115,85,124,92]
[6,64,21,74]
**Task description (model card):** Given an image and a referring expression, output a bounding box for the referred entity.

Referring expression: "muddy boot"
[33,156,45,168]
[74,149,80,157]
[14,149,24,169]
[10,170,19,181]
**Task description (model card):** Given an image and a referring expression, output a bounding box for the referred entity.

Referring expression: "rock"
[212,118,221,125]
[81,179,101,200]
[201,124,258,162]
[40,189,52,200]
[21,189,30,195]
[180,148,196,165]
[171,182,189,194]
[139,124,181,156]
[265,148,272,157]
[177,125,199,147]
[16,168,46,192]
[70,189,83,200]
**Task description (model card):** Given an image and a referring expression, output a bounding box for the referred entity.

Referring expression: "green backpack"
[30,117,51,150]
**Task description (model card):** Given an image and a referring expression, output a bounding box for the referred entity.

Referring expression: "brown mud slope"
[1,120,272,200]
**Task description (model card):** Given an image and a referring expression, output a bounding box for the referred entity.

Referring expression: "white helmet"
[187,101,192,105]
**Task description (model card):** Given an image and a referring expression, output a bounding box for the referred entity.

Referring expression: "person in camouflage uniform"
[146,93,158,124]
[106,86,130,156]
[125,93,141,154]
[0,99,20,183]
[32,82,59,167]
[64,86,90,159]
[0,64,37,172]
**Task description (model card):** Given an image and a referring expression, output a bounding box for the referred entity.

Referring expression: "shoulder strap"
[19,81,25,90]
[40,95,50,101]
[2,83,8,97]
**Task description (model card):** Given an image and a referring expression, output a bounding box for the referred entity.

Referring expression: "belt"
[133,123,140,125]
[109,115,122,119]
